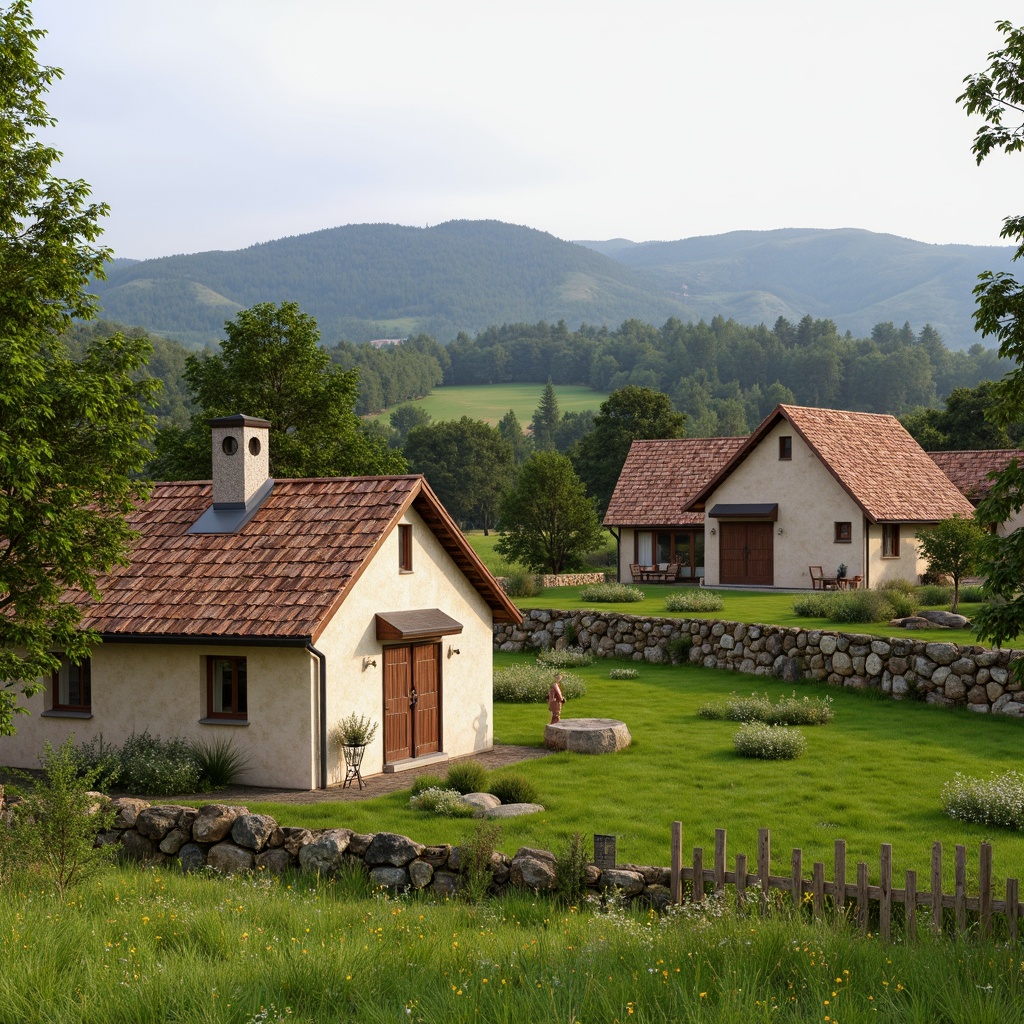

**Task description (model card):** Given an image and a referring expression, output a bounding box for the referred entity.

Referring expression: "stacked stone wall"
[494,610,1024,715]
[89,798,671,904]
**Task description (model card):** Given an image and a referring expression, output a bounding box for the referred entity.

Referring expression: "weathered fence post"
[979,842,992,936]
[880,844,892,940]
[670,821,682,904]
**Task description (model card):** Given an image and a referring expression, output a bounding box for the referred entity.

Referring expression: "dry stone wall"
[92,797,672,904]
[494,610,1024,715]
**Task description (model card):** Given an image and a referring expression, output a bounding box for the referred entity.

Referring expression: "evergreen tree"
[530,379,560,450]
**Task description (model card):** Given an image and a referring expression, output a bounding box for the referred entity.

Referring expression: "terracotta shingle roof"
[689,405,976,523]
[71,475,519,640]
[929,450,1021,503]
[604,437,747,526]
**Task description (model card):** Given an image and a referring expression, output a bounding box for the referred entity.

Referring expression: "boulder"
[544,718,631,754]
[599,868,645,896]
[255,848,293,875]
[282,827,315,857]
[479,803,545,818]
[890,617,933,630]
[178,842,207,873]
[207,842,255,874]
[461,793,501,812]
[918,610,971,629]
[135,805,189,842]
[192,804,248,843]
[231,813,278,852]
[298,829,353,874]
[430,871,460,895]
[365,832,425,867]
[408,859,434,888]
[110,796,149,829]
[369,866,409,889]
[509,847,557,891]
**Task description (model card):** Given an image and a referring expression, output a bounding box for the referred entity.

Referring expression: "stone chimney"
[189,414,274,534]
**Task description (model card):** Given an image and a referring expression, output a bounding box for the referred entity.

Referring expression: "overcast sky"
[34,0,1021,260]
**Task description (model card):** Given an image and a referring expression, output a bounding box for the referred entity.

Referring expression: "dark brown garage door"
[719,522,774,586]
[383,642,441,763]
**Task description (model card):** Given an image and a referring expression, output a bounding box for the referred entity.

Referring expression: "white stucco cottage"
[2,415,521,790]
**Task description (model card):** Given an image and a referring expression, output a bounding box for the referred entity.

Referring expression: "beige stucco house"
[2,415,521,790]
[606,404,977,590]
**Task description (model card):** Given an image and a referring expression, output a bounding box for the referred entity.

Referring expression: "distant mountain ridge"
[94,220,1016,350]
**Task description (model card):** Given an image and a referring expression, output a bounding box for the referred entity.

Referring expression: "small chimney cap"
[208,414,272,428]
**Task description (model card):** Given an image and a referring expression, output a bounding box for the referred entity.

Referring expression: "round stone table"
[543,717,631,754]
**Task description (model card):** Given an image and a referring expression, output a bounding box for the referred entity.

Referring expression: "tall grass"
[3,867,1024,1023]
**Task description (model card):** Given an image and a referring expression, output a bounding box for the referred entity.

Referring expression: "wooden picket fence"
[668,823,1020,940]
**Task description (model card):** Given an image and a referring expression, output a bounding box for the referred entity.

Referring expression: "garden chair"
[809,566,837,590]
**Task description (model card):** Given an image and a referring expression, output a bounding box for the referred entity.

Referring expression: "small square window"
[399,523,413,572]
[207,656,247,719]
[834,522,852,543]
[882,524,900,558]
[779,436,792,460]
[52,657,91,712]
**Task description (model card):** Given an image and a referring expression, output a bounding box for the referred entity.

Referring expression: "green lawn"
[248,653,1024,888]
[465,530,616,576]
[369,383,609,427]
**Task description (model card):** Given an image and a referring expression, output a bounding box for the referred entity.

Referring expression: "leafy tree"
[0,1,158,735]
[902,382,1015,450]
[530,379,560,450]
[571,385,687,514]
[916,515,987,612]
[958,21,1024,651]
[554,409,596,452]
[389,403,432,448]
[404,418,515,533]
[497,408,533,464]
[496,451,604,573]
[150,301,406,480]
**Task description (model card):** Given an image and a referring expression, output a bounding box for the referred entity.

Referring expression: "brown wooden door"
[383,642,441,763]
[384,646,412,762]
[719,522,774,586]
[412,644,440,756]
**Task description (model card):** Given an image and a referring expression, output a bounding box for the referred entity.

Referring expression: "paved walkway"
[172,744,552,806]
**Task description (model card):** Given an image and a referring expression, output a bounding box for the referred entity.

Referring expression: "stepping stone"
[479,803,545,818]
[544,718,631,754]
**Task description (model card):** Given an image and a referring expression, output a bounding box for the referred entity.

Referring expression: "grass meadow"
[6,866,1024,1023]
[370,383,609,428]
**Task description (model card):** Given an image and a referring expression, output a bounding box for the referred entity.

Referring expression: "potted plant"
[837,563,848,580]
[329,713,379,789]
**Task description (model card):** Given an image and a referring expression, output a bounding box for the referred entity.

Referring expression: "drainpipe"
[307,642,328,789]
[607,527,621,582]
[863,517,870,590]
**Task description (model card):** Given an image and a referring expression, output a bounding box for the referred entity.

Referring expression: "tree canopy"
[0,0,158,734]
[917,516,987,612]
[149,301,407,480]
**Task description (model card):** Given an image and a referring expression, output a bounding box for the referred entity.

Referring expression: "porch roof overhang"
[375,608,464,642]
[708,503,779,520]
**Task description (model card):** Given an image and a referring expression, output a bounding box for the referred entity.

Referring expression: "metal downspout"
[608,527,621,581]
[307,642,328,789]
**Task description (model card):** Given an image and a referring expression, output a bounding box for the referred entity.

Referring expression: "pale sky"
[34,0,1021,260]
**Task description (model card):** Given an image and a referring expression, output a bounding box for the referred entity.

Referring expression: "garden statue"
[547,673,566,724]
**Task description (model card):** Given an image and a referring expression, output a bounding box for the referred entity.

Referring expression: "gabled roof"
[929,450,1021,504]
[604,437,746,527]
[71,475,520,642]
[688,405,976,524]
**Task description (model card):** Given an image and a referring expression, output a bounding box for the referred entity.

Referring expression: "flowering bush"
[578,583,644,603]
[665,590,724,613]
[537,646,594,668]
[408,787,476,818]
[792,589,916,623]
[942,770,1024,830]
[698,692,833,725]
[493,665,587,703]
[609,668,639,679]
[117,731,202,795]
[733,722,807,760]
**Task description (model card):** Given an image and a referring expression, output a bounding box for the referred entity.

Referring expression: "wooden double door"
[383,642,441,763]
[719,522,774,586]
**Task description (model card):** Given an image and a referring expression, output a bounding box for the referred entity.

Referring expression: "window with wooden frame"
[398,523,413,572]
[882,524,900,558]
[778,436,792,460]
[52,656,91,712]
[834,521,852,543]
[206,656,247,720]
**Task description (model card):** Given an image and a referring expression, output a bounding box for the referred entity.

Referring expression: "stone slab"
[544,718,631,754]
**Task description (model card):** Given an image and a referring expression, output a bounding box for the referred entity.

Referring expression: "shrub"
[8,738,117,898]
[73,734,121,789]
[329,713,379,747]
[493,665,587,703]
[942,770,1024,830]
[609,668,639,679]
[489,773,538,805]
[918,584,955,607]
[795,589,915,624]
[537,646,594,668]
[792,592,839,617]
[562,620,578,646]
[960,584,986,603]
[665,590,725,613]
[445,760,489,795]
[578,582,644,603]
[409,773,445,796]
[190,736,253,789]
[458,821,502,902]
[880,577,917,595]
[733,722,807,760]
[502,568,541,597]
[117,731,201,796]
[882,590,917,619]
[705,692,834,726]
[554,831,588,905]
[409,787,476,817]
[666,635,693,664]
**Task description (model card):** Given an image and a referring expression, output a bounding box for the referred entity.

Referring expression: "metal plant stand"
[342,743,367,789]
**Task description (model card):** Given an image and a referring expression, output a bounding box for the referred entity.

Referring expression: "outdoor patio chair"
[809,566,837,590]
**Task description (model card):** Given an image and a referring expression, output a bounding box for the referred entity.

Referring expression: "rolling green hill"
[94,221,1016,350]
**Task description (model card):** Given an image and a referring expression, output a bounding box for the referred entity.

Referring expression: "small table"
[342,743,367,789]
[836,576,861,590]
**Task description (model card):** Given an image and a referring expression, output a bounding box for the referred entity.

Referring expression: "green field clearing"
[370,383,610,427]
[465,530,616,575]
[245,653,1024,885]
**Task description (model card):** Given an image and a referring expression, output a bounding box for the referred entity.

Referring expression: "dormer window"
[399,524,413,572]
[779,436,792,460]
